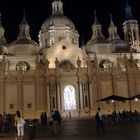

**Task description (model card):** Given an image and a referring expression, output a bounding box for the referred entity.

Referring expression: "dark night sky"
[0,0,140,45]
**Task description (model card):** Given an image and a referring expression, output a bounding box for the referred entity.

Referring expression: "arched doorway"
[63,85,76,110]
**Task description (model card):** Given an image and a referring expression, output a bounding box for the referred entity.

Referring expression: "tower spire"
[22,8,27,23]
[108,13,119,40]
[91,9,104,41]
[125,0,133,20]
[123,0,140,51]
[94,9,100,25]
[110,13,113,25]
[18,9,31,39]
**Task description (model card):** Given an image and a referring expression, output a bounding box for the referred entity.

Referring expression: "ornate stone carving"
[55,57,59,68]
[77,57,81,68]
[59,60,75,72]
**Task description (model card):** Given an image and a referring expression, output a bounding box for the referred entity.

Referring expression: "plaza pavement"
[0,117,140,140]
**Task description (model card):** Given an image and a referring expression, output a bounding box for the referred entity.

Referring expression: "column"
[46,81,50,113]
[57,82,61,111]
[35,76,42,117]
[77,79,81,116]
[0,57,6,112]
[17,79,23,114]
[87,81,91,114]
[89,79,94,110]
[126,74,134,110]
[43,81,47,112]
[111,74,117,111]
[131,27,134,45]
[81,83,84,110]
[96,73,102,107]
[0,78,6,112]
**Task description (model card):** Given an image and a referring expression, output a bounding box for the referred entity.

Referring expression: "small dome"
[11,38,38,46]
[41,14,75,31]
[8,39,39,56]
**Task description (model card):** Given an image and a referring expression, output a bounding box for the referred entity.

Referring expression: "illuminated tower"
[123,1,140,52]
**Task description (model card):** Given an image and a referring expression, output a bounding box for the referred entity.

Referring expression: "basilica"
[0,0,140,119]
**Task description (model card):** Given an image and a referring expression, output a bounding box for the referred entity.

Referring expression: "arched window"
[63,85,76,110]
[16,61,30,71]
[99,59,112,69]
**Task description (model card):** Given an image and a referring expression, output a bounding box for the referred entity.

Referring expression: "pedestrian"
[52,110,62,135]
[40,112,44,126]
[95,107,105,134]
[43,112,47,126]
[28,119,36,139]
[69,112,71,119]
[49,110,54,126]
[14,110,26,140]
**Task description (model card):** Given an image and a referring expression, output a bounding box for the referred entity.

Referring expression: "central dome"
[39,0,79,48]
[41,14,75,31]
[41,0,75,32]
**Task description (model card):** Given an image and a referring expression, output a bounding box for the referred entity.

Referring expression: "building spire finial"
[125,0,133,20]
[94,9,97,22]
[110,13,113,23]
[94,9,99,25]
[110,13,115,26]
[22,8,27,23]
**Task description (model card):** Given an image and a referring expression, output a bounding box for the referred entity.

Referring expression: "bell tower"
[123,1,140,52]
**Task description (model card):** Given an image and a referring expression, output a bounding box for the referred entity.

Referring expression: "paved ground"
[0,117,140,140]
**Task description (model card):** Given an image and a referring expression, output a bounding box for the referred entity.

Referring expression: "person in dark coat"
[52,110,62,135]
[95,107,105,134]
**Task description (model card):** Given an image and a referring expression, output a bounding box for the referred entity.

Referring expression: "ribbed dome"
[41,14,75,31]
[41,0,75,31]
[8,40,39,56]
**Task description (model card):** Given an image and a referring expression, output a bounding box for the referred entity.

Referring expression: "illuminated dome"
[41,0,75,31]
[41,14,75,31]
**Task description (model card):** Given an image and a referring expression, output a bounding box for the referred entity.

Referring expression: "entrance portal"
[63,85,76,110]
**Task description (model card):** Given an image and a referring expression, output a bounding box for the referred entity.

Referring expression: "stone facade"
[0,1,140,119]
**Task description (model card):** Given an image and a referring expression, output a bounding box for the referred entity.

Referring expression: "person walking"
[49,110,54,126]
[14,110,25,140]
[52,110,62,135]
[95,107,105,134]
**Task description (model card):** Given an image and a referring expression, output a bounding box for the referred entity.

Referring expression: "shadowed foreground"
[0,117,140,140]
